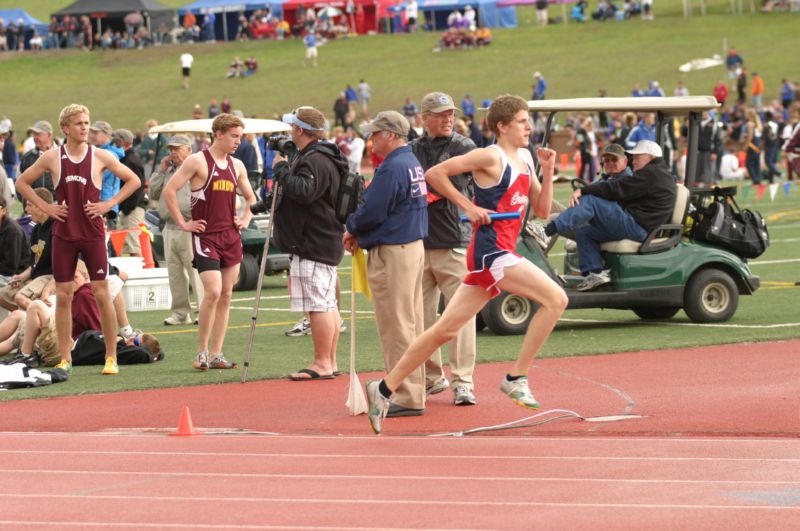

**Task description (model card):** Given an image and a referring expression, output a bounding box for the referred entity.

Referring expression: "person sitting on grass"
[365,95,569,434]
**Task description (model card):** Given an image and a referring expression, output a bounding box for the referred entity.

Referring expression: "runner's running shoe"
[209,353,238,369]
[366,380,391,434]
[102,358,119,375]
[193,351,209,371]
[500,376,540,410]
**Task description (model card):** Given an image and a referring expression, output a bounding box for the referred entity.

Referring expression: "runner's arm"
[162,154,205,233]
[425,147,499,225]
[15,151,68,222]
[234,158,257,230]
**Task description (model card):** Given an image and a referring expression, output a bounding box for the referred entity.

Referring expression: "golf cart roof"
[527,96,720,116]
[149,118,291,135]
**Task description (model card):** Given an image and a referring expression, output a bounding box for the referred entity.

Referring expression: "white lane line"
[749,258,800,265]
[0,452,798,462]
[0,523,417,530]
[559,317,800,328]
[1,469,799,485]
[1,494,798,511]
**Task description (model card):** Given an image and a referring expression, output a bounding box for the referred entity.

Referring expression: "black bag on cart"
[693,188,769,259]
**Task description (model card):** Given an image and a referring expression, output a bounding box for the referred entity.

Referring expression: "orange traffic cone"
[138,223,155,269]
[559,153,568,169]
[168,405,202,436]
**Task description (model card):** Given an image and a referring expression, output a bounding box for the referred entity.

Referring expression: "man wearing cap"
[541,140,676,291]
[89,120,125,228]
[112,129,147,257]
[19,121,57,194]
[273,106,348,380]
[410,91,478,406]
[149,134,205,326]
[343,110,428,416]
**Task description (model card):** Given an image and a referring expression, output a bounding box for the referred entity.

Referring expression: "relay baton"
[459,212,522,222]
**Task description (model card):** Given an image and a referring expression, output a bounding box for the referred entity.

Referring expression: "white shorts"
[108,275,124,301]
[288,256,337,313]
[305,46,318,59]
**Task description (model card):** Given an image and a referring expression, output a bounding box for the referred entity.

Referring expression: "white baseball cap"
[626,140,662,158]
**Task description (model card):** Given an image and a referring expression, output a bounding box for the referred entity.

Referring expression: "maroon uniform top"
[71,283,101,339]
[54,145,105,241]
[190,149,238,234]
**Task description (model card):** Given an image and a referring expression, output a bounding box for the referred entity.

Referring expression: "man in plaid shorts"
[273,106,348,381]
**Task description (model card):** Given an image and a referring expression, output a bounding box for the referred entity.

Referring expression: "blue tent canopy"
[0,8,49,37]
[178,0,284,41]
[417,0,517,29]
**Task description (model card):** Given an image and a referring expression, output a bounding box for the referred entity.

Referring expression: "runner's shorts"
[52,237,108,282]
[463,251,523,298]
[192,228,243,271]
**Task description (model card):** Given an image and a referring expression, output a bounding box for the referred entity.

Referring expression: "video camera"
[267,135,298,159]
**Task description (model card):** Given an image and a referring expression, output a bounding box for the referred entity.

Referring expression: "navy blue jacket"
[346,145,427,250]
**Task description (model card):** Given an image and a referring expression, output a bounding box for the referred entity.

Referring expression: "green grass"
[0,3,798,400]
[2,179,799,401]
[0,4,798,133]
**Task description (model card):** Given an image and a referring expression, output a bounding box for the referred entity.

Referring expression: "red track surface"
[0,341,798,528]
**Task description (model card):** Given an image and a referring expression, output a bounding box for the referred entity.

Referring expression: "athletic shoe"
[164,314,193,326]
[525,221,551,251]
[285,317,311,337]
[576,269,612,292]
[54,360,72,374]
[453,385,477,406]
[209,353,238,369]
[366,380,391,434]
[500,376,540,410]
[426,377,449,396]
[193,351,209,371]
[101,358,119,375]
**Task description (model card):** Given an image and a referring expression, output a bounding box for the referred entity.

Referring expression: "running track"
[1,341,798,528]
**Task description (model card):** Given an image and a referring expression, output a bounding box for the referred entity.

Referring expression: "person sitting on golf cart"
[541,140,676,291]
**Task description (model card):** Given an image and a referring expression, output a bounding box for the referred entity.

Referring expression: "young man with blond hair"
[366,96,568,433]
[16,103,141,375]
[162,113,257,371]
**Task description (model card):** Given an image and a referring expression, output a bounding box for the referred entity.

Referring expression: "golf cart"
[479,96,761,335]
[143,118,292,291]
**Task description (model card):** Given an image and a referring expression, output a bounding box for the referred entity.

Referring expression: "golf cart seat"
[600,184,689,254]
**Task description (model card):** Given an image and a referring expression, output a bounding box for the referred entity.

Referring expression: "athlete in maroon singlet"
[162,113,256,372]
[15,104,141,376]
[365,96,568,434]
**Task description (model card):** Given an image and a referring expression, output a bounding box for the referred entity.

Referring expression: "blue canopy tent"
[178,0,284,41]
[0,8,49,48]
[417,0,517,29]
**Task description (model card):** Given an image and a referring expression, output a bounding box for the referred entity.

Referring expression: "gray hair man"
[19,121,56,194]
[148,134,204,325]
[410,92,478,406]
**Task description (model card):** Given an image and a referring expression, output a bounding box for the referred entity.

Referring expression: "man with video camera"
[272,106,349,381]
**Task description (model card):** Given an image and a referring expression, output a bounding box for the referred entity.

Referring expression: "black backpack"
[306,142,365,224]
[71,331,161,366]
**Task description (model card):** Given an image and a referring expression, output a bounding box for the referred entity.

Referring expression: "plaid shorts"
[288,256,338,313]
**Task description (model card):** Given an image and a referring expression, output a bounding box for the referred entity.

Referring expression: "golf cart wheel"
[632,307,680,320]
[233,253,259,292]
[480,291,536,336]
[683,269,739,323]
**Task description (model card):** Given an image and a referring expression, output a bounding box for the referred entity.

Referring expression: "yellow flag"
[351,249,372,301]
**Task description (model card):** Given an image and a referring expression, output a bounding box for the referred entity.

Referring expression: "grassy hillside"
[0,3,797,133]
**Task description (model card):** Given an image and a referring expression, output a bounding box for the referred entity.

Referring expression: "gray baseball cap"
[360,111,410,137]
[112,128,134,145]
[601,143,626,159]
[89,120,113,136]
[28,120,54,135]
[421,92,457,114]
[166,134,193,148]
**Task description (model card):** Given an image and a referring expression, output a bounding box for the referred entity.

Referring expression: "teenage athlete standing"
[365,95,568,433]
[16,104,141,375]
[162,113,257,371]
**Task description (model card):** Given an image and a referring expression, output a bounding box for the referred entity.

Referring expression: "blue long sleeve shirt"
[625,121,657,149]
[346,145,427,250]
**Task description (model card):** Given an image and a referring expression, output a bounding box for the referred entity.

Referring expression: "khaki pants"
[120,207,145,255]
[422,248,476,389]
[164,226,204,320]
[368,240,425,410]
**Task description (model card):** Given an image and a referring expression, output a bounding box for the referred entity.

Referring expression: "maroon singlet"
[54,144,104,241]
[191,149,238,233]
